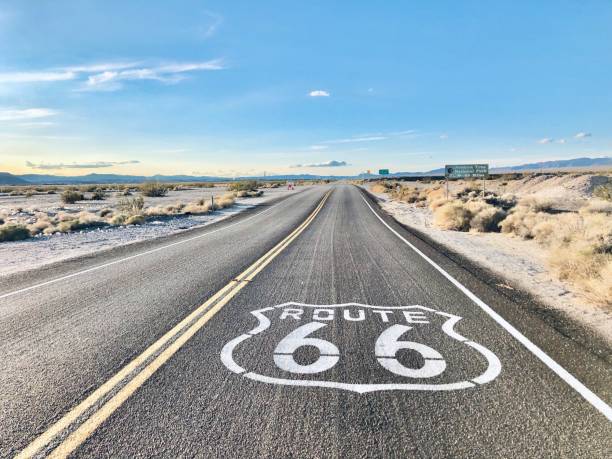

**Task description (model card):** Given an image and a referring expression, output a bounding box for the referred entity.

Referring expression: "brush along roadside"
[0,191,264,243]
[372,181,612,307]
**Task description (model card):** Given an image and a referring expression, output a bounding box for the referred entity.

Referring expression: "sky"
[0,0,611,177]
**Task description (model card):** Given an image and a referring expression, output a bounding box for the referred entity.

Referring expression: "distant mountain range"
[1,157,610,185]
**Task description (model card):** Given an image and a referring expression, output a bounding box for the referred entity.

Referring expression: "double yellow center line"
[18,189,333,458]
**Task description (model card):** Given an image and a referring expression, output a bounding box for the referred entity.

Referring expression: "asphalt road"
[1,184,610,458]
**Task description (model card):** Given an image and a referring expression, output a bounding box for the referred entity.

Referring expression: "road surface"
[1,184,610,458]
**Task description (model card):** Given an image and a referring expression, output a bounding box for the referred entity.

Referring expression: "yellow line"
[18,189,332,459]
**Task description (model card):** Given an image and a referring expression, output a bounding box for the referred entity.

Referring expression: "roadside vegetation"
[372,178,612,306]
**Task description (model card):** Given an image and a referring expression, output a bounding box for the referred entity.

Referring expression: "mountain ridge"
[1,156,609,185]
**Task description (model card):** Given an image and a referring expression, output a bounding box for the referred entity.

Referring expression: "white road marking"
[221,302,501,393]
[0,191,311,301]
[361,193,612,421]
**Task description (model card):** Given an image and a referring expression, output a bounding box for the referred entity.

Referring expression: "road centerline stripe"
[17,189,332,459]
[360,190,612,421]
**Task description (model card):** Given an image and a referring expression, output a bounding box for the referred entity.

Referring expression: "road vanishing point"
[1,184,610,457]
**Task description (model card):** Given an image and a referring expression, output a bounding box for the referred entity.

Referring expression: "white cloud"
[439,133,448,140]
[0,60,224,90]
[63,62,141,73]
[309,145,329,150]
[557,139,566,144]
[309,90,330,97]
[325,136,387,144]
[26,160,140,170]
[538,138,554,144]
[0,108,58,121]
[83,60,224,90]
[575,132,592,139]
[291,160,348,168]
[0,71,76,83]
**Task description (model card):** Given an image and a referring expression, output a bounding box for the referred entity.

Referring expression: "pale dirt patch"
[369,189,612,344]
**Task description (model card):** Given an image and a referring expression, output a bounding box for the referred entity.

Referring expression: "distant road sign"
[379,169,390,175]
[445,164,488,179]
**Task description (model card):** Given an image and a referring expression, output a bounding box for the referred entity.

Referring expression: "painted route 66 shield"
[221,302,501,393]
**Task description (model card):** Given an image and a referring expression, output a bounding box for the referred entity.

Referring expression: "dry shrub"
[228,180,259,192]
[117,196,145,215]
[61,190,84,204]
[126,214,145,225]
[433,200,505,232]
[547,213,612,305]
[0,224,30,242]
[140,182,168,197]
[433,201,472,231]
[467,202,506,232]
[145,202,185,217]
[580,199,612,215]
[213,193,236,210]
[370,182,392,194]
[111,214,128,225]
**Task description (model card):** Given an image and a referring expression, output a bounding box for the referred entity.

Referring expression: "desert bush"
[466,201,506,232]
[126,214,145,225]
[370,182,393,194]
[145,202,185,217]
[99,208,113,218]
[580,199,612,215]
[0,224,31,242]
[117,196,145,215]
[140,182,168,197]
[433,201,472,231]
[79,185,98,193]
[110,214,127,225]
[227,180,259,192]
[593,183,612,201]
[90,189,106,200]
[61,190,85,204]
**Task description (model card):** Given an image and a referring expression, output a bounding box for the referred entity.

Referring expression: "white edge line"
[360,193,612,421]
[0,192,305,300]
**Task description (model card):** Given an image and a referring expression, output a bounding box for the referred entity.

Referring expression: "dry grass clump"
[370,182,393,194]
[233,190,263,198]
[117,196,145,215]
[0,224,30,242]
[593,183,612,201]
[140,182,168,197]
[431,199,506,232]
[61,190,85,204]
[498,197,555,238]
[227,180,259,192]
[544,212,612,305]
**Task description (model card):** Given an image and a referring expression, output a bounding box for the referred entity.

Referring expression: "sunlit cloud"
[309,90,330,97]
[0,72,76,83]
[574,132,592,139]
[25,160,140,170]
[538,137,554,144]
[0,108,58,121]
[291,160,348,168]
[0,60,224,91]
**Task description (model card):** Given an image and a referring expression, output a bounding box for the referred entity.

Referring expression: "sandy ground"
[0,187,302,277]
[367,188,612,344]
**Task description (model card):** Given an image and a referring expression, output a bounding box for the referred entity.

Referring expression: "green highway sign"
[445,164,489,179]
[378,169,390,175]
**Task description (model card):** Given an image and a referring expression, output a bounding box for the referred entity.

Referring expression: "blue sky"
[0,0,611,176]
